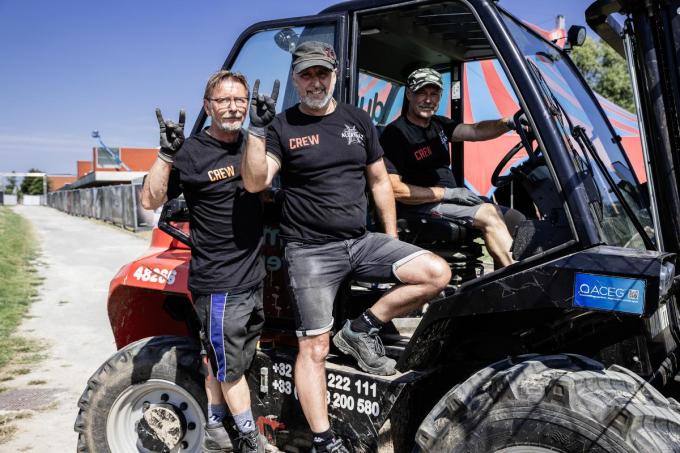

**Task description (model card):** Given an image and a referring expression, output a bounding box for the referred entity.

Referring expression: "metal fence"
[0,194,45,206]
[0,194,17,205]
[22,195,44,206]
[47,183,156,231]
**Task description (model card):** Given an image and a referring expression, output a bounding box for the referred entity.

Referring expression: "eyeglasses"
[208,96,249,107]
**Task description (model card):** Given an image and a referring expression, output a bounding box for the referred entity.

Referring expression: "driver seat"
[397,211,484,284]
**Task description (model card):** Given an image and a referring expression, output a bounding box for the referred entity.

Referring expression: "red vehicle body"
[108,227,192,348]
[109,202,299,351]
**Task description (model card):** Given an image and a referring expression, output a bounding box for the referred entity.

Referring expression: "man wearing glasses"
[380,68,524,268]
[142,70,265,453]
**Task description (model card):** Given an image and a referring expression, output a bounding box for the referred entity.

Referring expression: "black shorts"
[193,283,264,382]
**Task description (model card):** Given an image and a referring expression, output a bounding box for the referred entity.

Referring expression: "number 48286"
[132,266,176,285]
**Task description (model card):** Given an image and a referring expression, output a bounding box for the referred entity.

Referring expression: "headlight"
[659,261,675,298]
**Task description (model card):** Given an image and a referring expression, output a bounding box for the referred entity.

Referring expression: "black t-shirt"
[167,129,264,293]
[266,103,384,243]
[380,115,458,188]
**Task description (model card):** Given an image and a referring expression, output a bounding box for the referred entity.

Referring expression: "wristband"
[158,149,174,163]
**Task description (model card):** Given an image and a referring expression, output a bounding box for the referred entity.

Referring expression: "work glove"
[442,187,485,206]
[156,108,185,163]
[248,79,280,138]
[505,111,530,134]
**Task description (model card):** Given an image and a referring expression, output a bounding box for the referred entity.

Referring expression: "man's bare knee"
[415,254,450,291]
[397,253,451,291]
[429,256,452,291]
[298,334,330,363]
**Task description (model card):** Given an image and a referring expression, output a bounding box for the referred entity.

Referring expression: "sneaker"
[203,422,234,452]
[332,320,396,376]
[236,429,266,453]
[311,437,350,453]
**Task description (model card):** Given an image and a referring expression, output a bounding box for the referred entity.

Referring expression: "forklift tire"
[414,354,680,453]
[74,335,207,453]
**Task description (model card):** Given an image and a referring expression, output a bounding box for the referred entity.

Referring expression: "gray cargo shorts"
[402,202,484,226]
[284,232,429,337]
[402,201,523,233]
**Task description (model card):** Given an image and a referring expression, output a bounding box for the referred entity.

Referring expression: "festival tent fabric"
[462,58,643,197]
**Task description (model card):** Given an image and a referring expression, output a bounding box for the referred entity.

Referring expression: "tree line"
[3,169,49,195]
[571,37,635,112]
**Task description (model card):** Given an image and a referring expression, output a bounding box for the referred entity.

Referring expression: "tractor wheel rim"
[106,378,204,453]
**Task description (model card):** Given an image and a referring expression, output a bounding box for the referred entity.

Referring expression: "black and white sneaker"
[236,429,266,453]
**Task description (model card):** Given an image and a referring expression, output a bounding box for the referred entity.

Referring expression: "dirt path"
[0,206,149,452]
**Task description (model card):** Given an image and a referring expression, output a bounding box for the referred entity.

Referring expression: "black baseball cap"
[292,41,337,74]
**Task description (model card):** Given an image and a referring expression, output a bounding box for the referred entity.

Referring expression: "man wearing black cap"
[242,42,451,452]
[380,67,525,268]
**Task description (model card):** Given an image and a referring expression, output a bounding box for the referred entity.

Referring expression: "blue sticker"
[573,273,646,315]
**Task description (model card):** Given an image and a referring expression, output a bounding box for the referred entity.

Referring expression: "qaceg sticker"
[573,273,645,315]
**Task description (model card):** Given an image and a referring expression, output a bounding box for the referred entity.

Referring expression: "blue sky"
[0,0,600,175]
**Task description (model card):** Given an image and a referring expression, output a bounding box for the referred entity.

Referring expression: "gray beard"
[215,120,242,132]
[300,91,333,110]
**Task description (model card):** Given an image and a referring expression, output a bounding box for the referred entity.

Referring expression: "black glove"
[156,108,185,163]
[248,79,280,137]
[442,187,485,206]
[505,111,530,133]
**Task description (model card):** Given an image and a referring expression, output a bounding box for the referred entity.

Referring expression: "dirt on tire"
[415,353,680,452]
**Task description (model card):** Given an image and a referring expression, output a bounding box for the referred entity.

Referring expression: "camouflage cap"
[407,68,443,92]
[292,41,337,74]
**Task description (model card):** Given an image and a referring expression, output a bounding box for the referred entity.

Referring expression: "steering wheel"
[491,110,537,188]
[492,142,526,188]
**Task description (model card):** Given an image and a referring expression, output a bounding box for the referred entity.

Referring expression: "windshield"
[501,14,655,249]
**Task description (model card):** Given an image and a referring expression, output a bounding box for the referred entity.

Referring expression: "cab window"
[354,0,572,270]
[204,23,337,129]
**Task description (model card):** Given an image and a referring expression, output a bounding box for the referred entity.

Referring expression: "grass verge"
[0,207,40,370]
[0,411,31,444]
